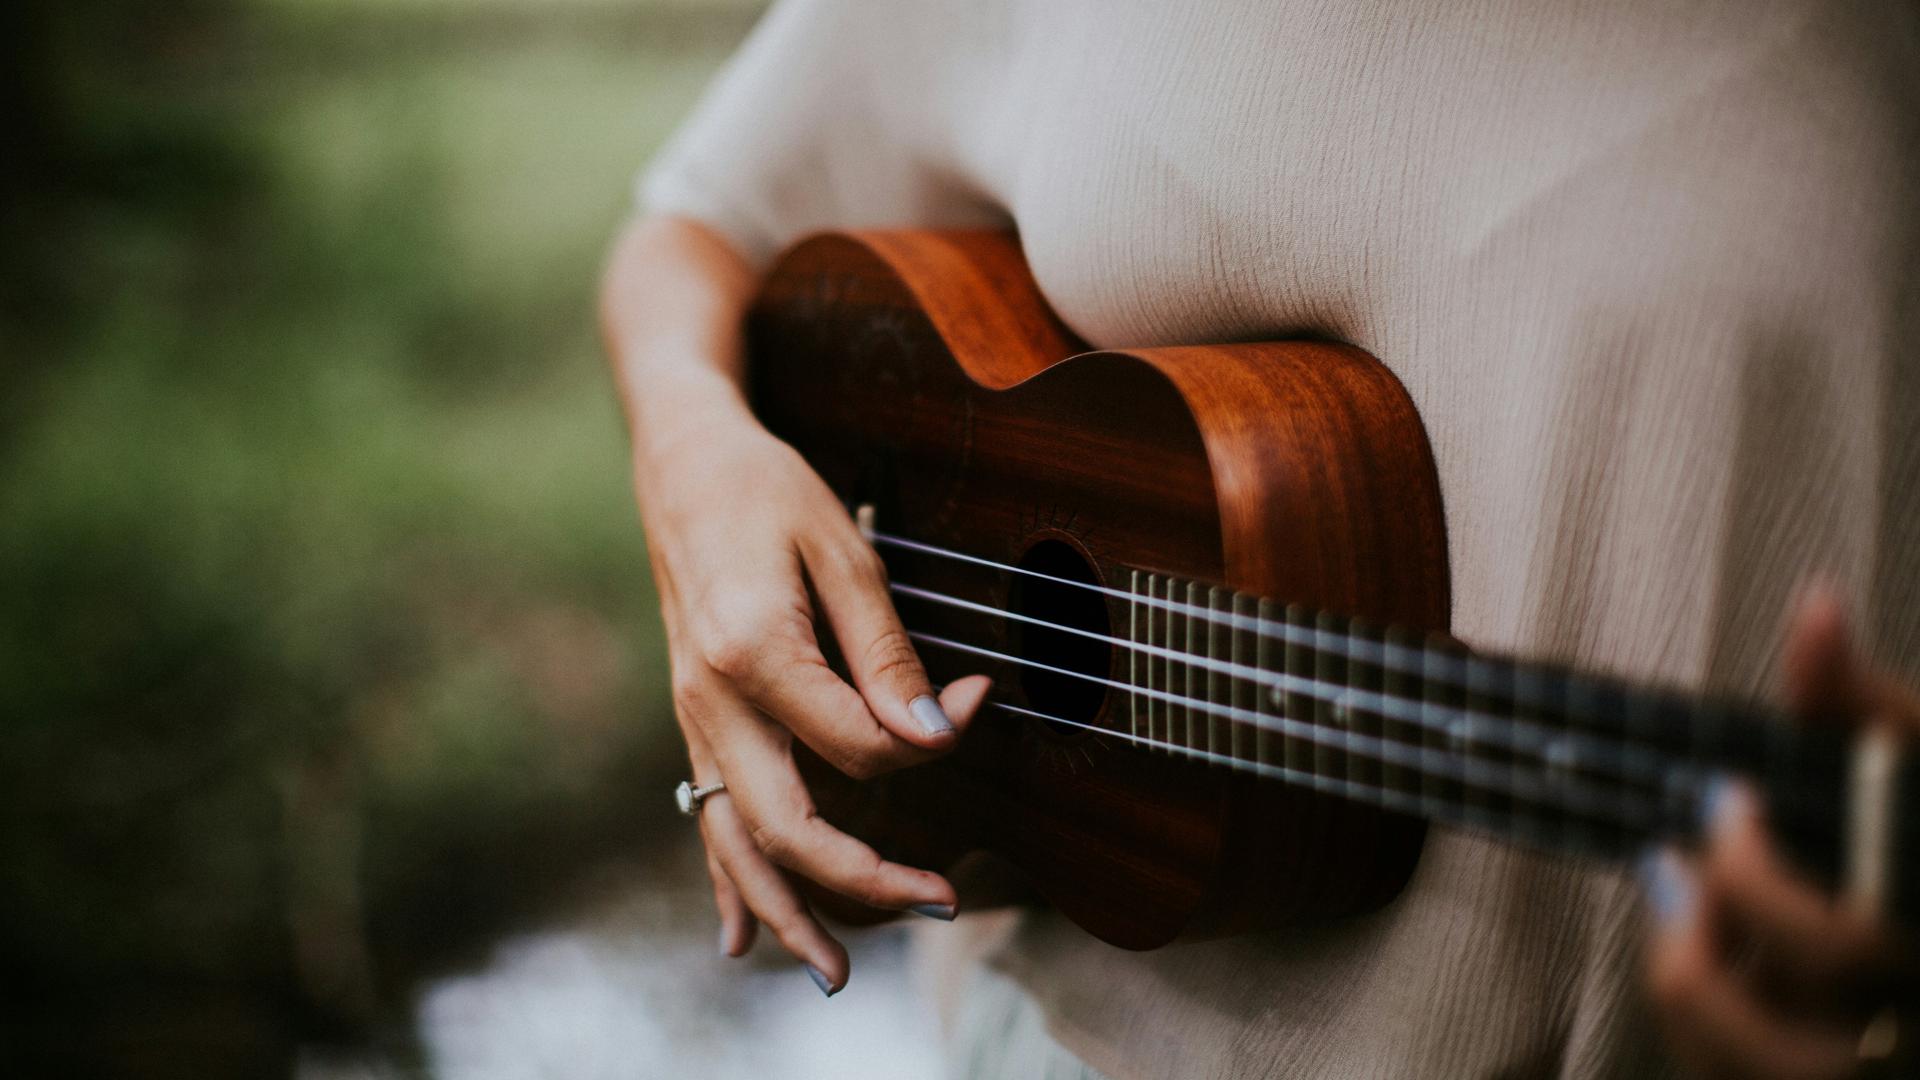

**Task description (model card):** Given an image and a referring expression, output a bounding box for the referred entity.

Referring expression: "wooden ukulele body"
[747,230,1451,949]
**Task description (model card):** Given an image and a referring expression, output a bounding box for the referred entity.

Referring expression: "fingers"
[683,726,760,959]
[1781,582,1920,733]
[801,529,980,750]
[938,675,995,728]
[701,789,850,995]
[729,647,945,780]
[708,708,958,914]
[1639,580,1920,1072]
[1700,782,1896,994]
[1642,850,1863,1080]
[706,849,758,958]
[686,701,857,996]
[1783,582,1875,725]
[694,571,980,779]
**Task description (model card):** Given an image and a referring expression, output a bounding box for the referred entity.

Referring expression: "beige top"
[639,1,1920,1075]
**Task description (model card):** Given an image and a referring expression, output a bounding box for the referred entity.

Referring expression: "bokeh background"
[2,1,941,1075]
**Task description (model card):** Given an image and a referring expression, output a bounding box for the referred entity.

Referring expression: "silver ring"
[675,779,726,817]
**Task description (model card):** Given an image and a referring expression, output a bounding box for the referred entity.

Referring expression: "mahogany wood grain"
[745,230,1450,948]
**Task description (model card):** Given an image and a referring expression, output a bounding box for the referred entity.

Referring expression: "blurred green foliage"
[0,0,759,1072]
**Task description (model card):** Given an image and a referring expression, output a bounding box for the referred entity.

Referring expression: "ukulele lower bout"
[747,230,1449,948]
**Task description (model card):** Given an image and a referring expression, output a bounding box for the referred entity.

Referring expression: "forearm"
[599,214,761,465]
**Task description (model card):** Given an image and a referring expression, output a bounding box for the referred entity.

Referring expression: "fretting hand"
[1642,586,1918,1079]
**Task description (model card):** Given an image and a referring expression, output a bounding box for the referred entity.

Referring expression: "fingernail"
[909,695,954,739]
[719,926,736,957]
[909,902,956,921]
[1636,849,1697,929]
[804,964,839,998]
[1696,775,1752,841]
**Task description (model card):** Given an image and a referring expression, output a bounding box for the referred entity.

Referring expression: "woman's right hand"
[635,396,991,996]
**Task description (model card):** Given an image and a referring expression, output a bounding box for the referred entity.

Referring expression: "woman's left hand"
[1643,585,1919,1079]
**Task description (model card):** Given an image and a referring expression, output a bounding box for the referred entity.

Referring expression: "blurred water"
[409,836,942,1079]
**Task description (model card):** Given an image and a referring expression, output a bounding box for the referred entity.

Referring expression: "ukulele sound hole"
[1009,539,1111,727]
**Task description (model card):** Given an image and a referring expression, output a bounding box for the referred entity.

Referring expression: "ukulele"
[745,229,1916,950]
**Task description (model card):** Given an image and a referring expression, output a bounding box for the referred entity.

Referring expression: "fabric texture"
[639,1,1920,1076]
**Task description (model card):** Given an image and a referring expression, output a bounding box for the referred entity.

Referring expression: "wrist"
[624,364,764,519]
[623,362,753,460]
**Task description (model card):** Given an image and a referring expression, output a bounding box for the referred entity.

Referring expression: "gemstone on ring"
[676,779,725,816]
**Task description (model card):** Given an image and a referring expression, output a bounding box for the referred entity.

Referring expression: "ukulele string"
[872,530,1719,729]
[891,581,1672,787]
[874,530,1440,669]
[987,700,1673,853]
[909,628,1695,828]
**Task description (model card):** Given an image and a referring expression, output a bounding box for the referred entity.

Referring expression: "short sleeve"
[638,0,1006,270]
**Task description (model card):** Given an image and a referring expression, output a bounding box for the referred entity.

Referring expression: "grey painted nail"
[1695,774,1752,841]
[909,903,957,921]
[805,964,839,998]
[909,695,955,738]
[1636,849,1697,929]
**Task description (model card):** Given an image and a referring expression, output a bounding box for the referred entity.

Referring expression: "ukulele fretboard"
[1114,571,1818,865]
[879,527,1918,924]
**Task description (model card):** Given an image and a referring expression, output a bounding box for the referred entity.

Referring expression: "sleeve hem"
[635,158,786,273]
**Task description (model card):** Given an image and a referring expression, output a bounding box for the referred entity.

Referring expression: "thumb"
[1781,579,1872,725]
[805,536,983,749]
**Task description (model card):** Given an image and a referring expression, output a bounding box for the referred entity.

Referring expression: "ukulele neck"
[1106,567,1912,916]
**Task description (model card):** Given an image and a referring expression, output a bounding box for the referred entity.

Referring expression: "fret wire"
[1514,663,1572,853]
[1182,581,1201,752]
[894,580,1675,785]
[1206,586,1227,762]
[1231,592,1257,764]
[1165,577,1184,752]
[1128,570,1141,744]
[1314,611,1348,787]
[1424,635,1465,823]
[1144,576,1159,753]
[911,629,1676,826]
[1349,618,1383,791]
[1465,655,1514,837]
[1559,672,1620,849]
[1277,601,1301,773]
[1381,625,1419,800]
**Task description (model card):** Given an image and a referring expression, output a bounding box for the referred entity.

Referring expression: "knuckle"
[704,626,767,681]
[750,820,797,866]
[699,602,787,682]
[670,669,707,714]
[766,907,812,947]
[827,737,886,780]
[830,541,887,585]
[860,630,923,686]
[852,855,891,905]
[699,591,816,686]
[836,753,878,782]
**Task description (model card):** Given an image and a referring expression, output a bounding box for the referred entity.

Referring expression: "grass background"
[1,1,761,1072]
